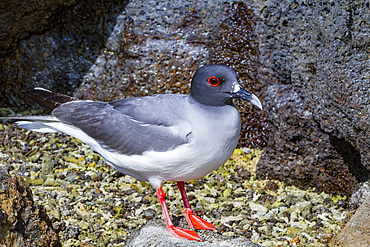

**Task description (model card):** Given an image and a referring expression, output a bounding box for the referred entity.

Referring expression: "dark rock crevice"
[329,135,368,183]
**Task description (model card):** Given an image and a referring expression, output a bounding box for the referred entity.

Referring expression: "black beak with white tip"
[231,87,263,110]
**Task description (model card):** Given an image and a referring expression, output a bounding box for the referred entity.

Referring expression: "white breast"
[174,103,241,179]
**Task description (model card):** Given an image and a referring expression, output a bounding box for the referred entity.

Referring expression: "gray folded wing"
[109,94,186,127]
[52,95,191,156]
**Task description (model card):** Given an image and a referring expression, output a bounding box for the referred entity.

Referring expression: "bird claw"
[182,208,218,231]
[166,224,202,241]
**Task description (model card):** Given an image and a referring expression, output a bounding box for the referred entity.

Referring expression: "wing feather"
[52,97,191,156]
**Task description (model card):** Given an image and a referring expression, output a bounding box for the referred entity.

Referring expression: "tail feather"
[2,87,77,133]
[0,116,60,133]
[0,116,58,122]
[16,121,59,133]
[24,87,77,111]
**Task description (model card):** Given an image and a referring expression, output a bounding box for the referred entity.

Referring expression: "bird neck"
[188,96,236,111]
[189,92,234,107]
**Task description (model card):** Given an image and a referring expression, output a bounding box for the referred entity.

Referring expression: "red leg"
[156,187,202,241]
[177,181,218,231]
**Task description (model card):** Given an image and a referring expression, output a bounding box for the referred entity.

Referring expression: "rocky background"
[255,0,369,198]
[0,0,129,105]
[0,0,369,246]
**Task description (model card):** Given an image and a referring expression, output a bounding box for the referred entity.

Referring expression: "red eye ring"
[208,76,220,87]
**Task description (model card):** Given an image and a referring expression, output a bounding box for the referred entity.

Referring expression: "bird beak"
[231,87,263,110]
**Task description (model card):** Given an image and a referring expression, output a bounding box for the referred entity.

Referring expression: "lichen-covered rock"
[0,167,61,247]
[254,0,370,196]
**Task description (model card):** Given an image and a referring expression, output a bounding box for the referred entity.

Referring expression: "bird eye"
[208,76,220,87]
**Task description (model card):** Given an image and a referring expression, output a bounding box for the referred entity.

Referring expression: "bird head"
[190,64,262,110]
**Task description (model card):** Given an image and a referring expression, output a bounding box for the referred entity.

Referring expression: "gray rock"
[125,220,260,247]
[349,181,370,210]
[256,84,357,195]
[0,0,76,57]
[330,195,370,247]
[74,0,231,101]
[254,0,369,196]
[0,0,129,109]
